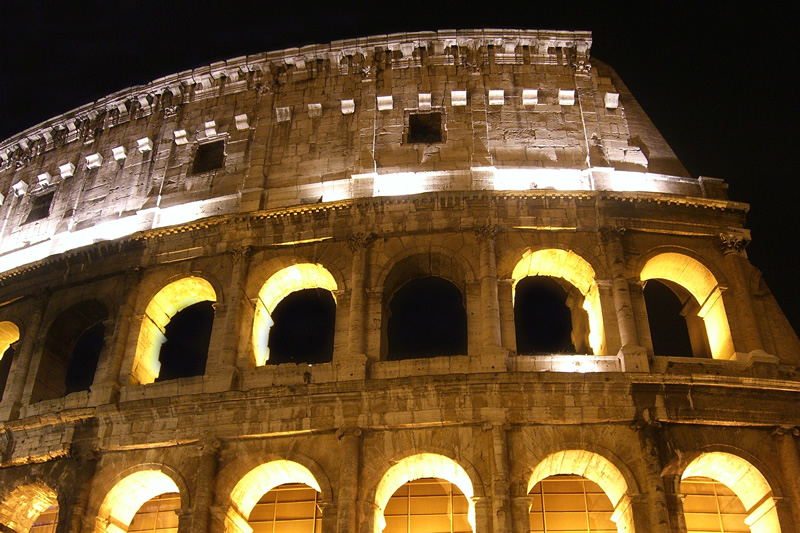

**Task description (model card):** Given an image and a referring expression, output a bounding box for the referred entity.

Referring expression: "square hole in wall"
[191,140,225,174]
[24,191,54,224]
[407,112,443,144]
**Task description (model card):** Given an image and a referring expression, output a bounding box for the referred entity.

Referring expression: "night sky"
[1,3,796,335]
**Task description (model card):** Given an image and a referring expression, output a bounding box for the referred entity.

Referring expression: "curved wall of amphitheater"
[0,29,799,533]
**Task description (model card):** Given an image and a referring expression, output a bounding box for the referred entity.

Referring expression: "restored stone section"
[0,29,798,533]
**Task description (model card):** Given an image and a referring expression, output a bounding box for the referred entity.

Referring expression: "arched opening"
[374,453,475,533]
[266,288,336,365]
[95,470,182,533]
[515,276,591,354]
[155,301,214,381]
[383,478,471,532]
[527,450,634,533]
[680,452,781,533]
[252,264,338,366]
[126,493,180,533]
[387,276,468,359]
[643,279,709,357]
[30,301,107,403]
[528,474,615,532]
[132,276,216,384]
[0,482,58,532]
[512,249,604,355]
[0,321,19,402]
[226,460,323,533]
[640,253,733,359]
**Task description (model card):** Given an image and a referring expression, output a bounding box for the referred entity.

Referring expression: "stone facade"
[0,29,798,533]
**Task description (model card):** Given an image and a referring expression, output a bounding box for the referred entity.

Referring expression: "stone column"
[633,419,671,532]
[220,247,251,368]
[719,232,763,353]
[488,423,512,532]
[336,426,362,533]
[347,233,375,357]
[0,292,46,420]
[602,227,648,371]
[511,495,531,533]
[774,426,800,527]
[498,279,517,354]
[189,438,221,533]
[475,225,502,350]
[64,449,98,533]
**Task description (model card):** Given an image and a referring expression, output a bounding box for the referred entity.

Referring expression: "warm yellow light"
[95,470,179,532]
[374,453,475,532]
[0,482,58,532]
[0,321,20,360]
[132,276,216,384]
[641,253,734,359]
[512,249,605,354]
[252,263,337,366]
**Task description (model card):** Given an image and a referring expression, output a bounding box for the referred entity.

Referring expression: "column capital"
[473,224,500,241]
[347,232,377,252]
[719,229,750,255]
[230,246,252,263]
[336,426,362,439]
[599,225,626,242]
[772,425,800,437]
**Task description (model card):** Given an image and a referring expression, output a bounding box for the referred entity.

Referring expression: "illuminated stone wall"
[0,30,798,533]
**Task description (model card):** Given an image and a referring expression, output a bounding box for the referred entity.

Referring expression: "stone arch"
[512,248,605,355]
[640,251,734,359]
[251,263,338,366]
[0,321,20,401]
[225,459,326,533]
[373,453,477,533]
[94,465,188,533]
[131,275,217,384]
[680,451,782,533]
[0,481,58,532]
[527,449,636,532]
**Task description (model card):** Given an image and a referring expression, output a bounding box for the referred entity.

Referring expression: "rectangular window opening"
[191,140,225,174]
[24,191,55,224]
[407,112,443,144]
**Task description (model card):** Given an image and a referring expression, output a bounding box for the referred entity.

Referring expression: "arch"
[512,249,605,354]
[225,460,322,533]
[640,252,734,359]
[95,469,181,532]
[0,482,58,532]
[374,453,476,533]
[252,263,337,366]
[0,321,20,356]
[132,276,216,384]
[681,452,781,533]
[527,449,634,532]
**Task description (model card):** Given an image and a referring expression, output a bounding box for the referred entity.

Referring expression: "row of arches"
[0,449,782,532]
[0,248,736,404]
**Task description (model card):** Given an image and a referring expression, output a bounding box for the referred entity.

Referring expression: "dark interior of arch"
[0,346,14,401]
[643,279,695,357]
[387,276,468,360]
[514,276,575,354]
[156,301,215,381]
[267,288,336,365]
[31,300,107,403]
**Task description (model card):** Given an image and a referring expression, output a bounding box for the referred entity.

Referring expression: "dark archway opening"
[0,345,14,401]
[267,288,336,365]
[643,279,709,357]
[514,276,576,354]
[156,301,214,381]
[387,276,467,360]
[64,321,105,395]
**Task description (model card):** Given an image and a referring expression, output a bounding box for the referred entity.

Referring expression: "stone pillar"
[347,233,375,357]
[336,427,362,533]
[719,232,763,353]
[634,419,671,532]
[602,227,648,371]
[473,496,492,533]
[475,225,502,349]
[511,495,531,533]
[774,426,800,527]
[488,423,511,532]
[64,449,98,533]
[192,438,222,533]
[0,292,46,420]
[220,247,251,369]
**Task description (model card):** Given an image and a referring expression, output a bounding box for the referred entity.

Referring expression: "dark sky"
[2,3,797,335]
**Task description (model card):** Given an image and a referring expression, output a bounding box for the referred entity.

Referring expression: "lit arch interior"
[226,460,322,533]
[640,253,734,359]
[527,450,633,532]
[512,249,605,354]
[96,470,180,532]
[682,452,781,533]
[252,263,337,366]
[374,453,475,533]
[133,276,217,384]
[0,482,58,532]
[0,321,20,358]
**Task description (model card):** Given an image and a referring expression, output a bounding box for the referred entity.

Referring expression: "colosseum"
[0,28,798,533]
